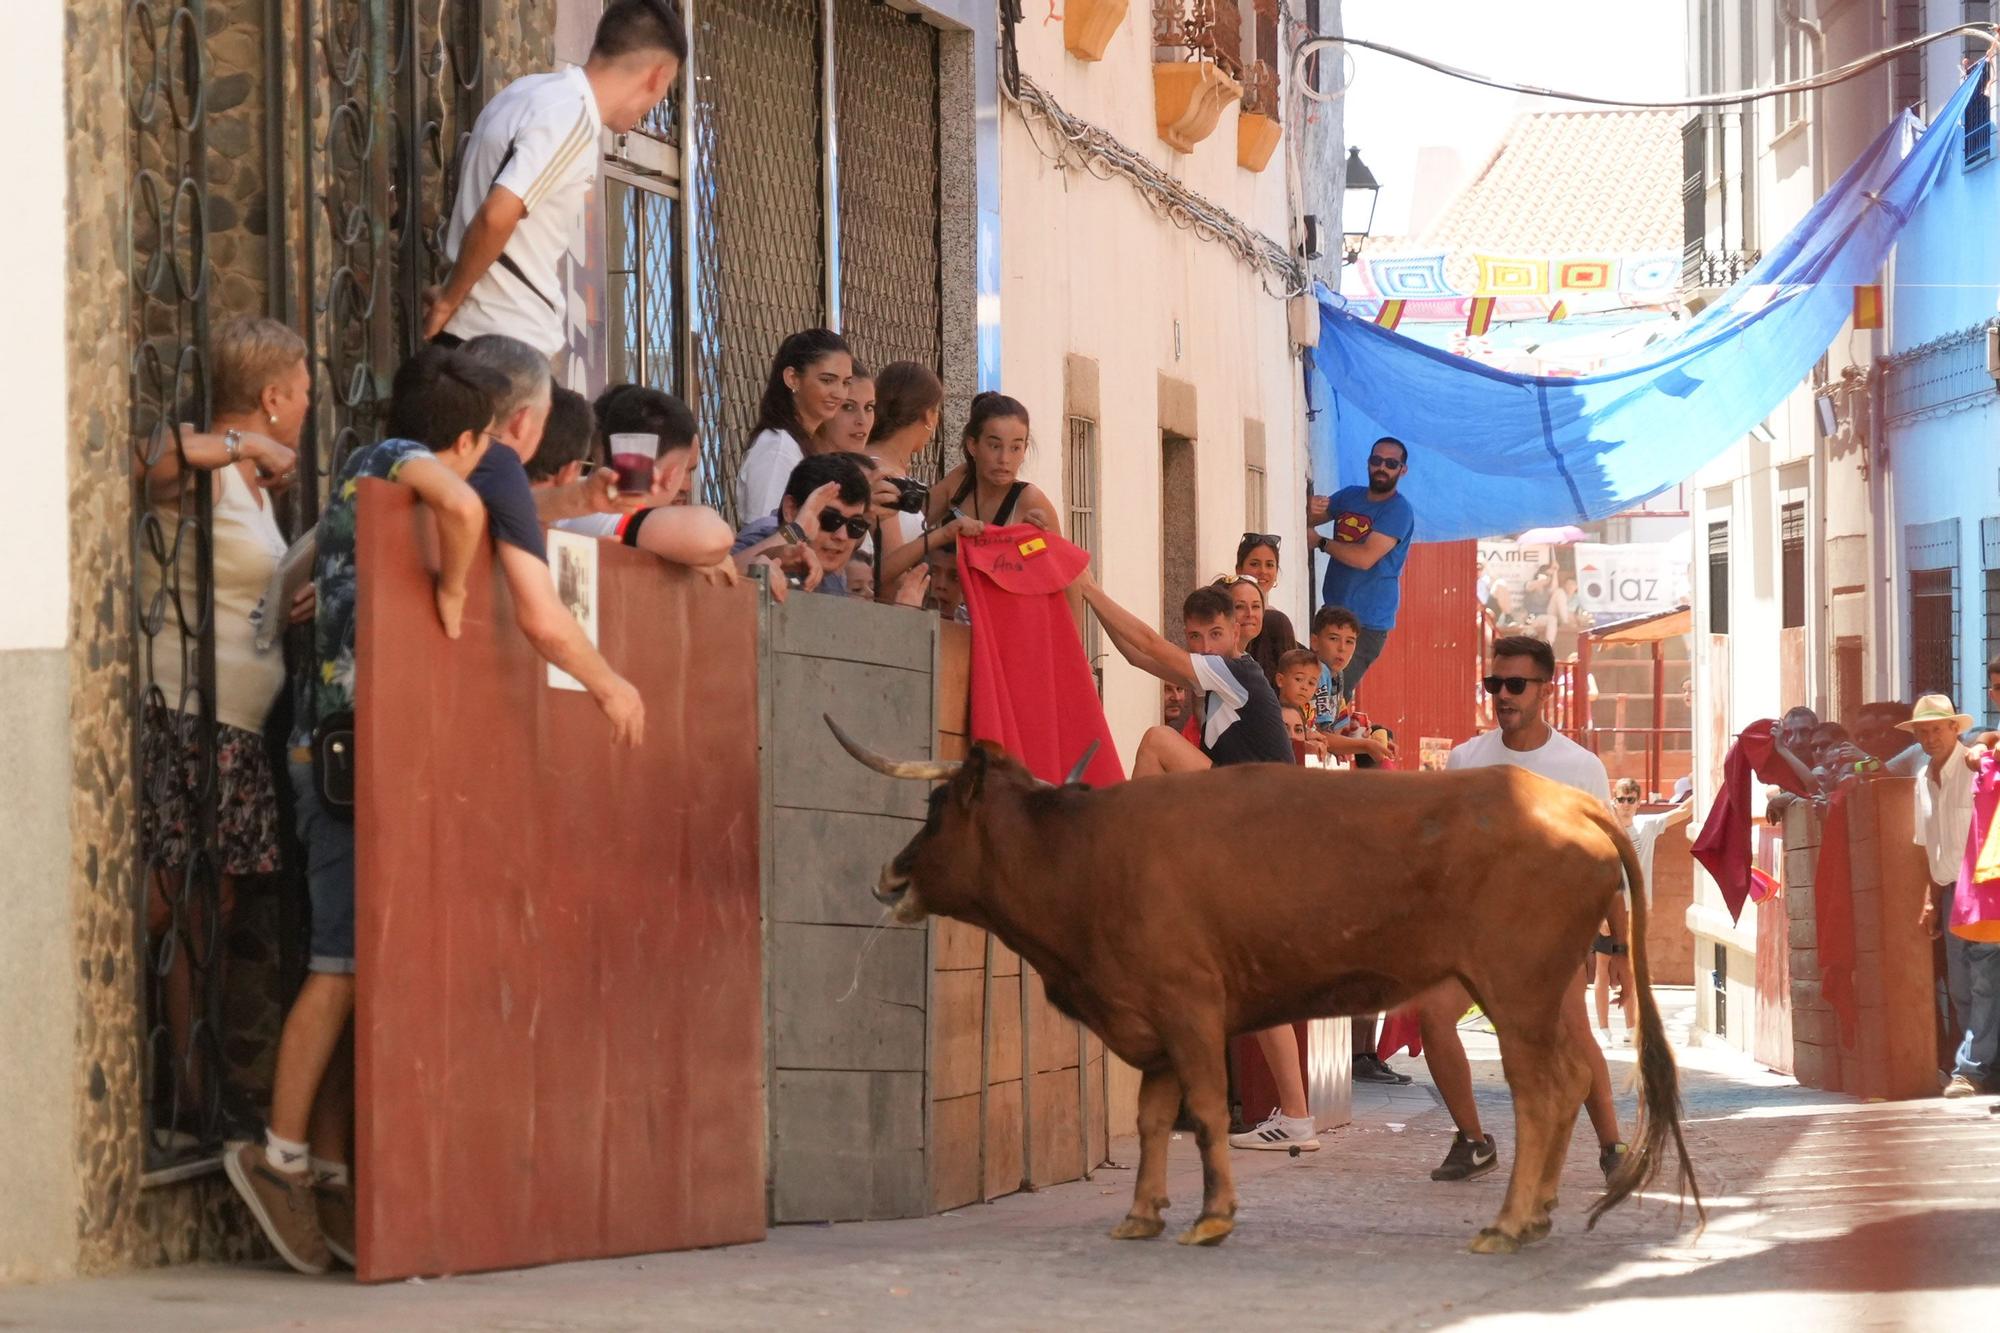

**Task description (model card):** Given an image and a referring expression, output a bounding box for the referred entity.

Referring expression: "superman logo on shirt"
[1333,512,1375,543]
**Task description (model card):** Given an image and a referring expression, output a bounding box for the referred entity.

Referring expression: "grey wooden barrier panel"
[760,590,940,1223]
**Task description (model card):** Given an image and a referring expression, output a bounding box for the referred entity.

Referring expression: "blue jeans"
[1343,626,1391,702]
[1947,929,2000,1086]
[289,759,357,975]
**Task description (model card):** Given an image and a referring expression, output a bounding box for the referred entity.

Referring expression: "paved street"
[4,991,1996,1332]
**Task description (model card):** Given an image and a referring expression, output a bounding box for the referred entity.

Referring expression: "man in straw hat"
[1902,693,1998,1097]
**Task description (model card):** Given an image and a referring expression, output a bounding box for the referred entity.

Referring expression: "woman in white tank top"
[136,316,309,1123]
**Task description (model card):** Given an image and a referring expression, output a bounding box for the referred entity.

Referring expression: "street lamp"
[1342,147,1380,265]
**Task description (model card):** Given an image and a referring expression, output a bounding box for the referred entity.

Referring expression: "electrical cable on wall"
[1304,22,2000,109]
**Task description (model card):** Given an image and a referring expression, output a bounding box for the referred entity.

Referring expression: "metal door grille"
[834,0,943,474]
[129,0,221,1169]
[299,0,487,520]
[691,0,826,520]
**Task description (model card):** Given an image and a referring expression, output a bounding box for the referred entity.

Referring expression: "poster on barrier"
[548,530,599,692]
[1573,541,1690,620]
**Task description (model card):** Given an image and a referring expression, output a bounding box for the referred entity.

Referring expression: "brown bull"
[828,718,1701,1253]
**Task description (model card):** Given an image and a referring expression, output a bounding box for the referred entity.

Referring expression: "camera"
[887,476,930,514]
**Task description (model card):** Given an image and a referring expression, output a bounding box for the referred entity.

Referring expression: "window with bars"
[1911,566,1960,699]
[1780,500,1805,629]
[1706,520,1730,635]
[1066,415,1103,688]
[606,176,684,397]
[1967,2,1995,165]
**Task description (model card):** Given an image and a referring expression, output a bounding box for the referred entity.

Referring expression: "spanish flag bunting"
[1374,300,1406,331]
[1465,297,1496,337]
[1548,300,1569,323]
[1852,284,1884,330]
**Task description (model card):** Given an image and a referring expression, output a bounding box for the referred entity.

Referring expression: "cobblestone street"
[3,992,1995,1331]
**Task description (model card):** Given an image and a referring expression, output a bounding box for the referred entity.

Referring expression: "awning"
[1591,605,1691,644]
[1306,63,1985,543]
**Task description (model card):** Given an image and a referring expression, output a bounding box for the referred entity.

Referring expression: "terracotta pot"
[1064,0,1127,62]
[1237,111,1282,172]
[1153,60,1242,154]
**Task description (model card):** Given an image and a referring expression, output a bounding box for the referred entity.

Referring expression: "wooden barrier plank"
[769,808,925,927]
[1874,780,1939,1099]
[934,916,986,972]
[770,1070,926,1222]
[937,621,971,736]
[931,969,985,1100]
[1029,1069,1084,1188]
[930,1093,983,1212]
[354,484,762,1280]
[769,654,931,820]
[769,922,927,1072]
[983,1079,1024,1201]
[987,972,1022,1078]
[1030,974,1081,1075]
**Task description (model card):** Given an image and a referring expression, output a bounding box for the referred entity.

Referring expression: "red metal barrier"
[1358,540,1479,762]
[353,483,765,1280]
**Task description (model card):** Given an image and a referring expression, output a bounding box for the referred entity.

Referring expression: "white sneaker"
[1229,1111,1319,1151]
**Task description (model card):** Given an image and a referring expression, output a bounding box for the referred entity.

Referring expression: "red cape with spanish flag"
[959,525,1125,789]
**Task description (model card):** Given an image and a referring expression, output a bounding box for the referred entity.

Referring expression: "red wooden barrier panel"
[353,483,765,1280]
[1352,539,1479,762]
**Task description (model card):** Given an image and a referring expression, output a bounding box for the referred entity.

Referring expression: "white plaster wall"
[0,0,78,1286]
[999,11,1307,767]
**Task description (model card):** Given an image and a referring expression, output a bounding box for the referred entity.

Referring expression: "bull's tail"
[1586,813,1705,1233]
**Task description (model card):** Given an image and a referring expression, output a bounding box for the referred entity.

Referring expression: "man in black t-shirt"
[1076,579,1293,776]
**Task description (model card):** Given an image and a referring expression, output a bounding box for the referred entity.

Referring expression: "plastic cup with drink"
[607,432,661,495]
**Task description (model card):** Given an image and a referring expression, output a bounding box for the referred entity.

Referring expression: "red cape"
[959,526,1124,788]
[1690,719,1813,922]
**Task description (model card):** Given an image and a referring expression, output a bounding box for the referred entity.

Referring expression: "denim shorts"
[288,759,356,974]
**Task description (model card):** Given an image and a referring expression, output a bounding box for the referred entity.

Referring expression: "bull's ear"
[958,746,991,808]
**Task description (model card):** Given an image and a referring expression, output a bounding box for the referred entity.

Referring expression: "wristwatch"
[223,428,243,463]
[776,520,808,546]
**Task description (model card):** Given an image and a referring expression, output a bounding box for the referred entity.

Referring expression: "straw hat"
[1894,693,1973,732]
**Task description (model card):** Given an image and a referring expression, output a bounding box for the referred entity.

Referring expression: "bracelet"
[223,428,243,463]
[776,521,807,546]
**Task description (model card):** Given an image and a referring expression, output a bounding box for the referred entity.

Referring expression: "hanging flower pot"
[1154,59,1242,154]
[1237,111,1282,172]
[1065,0,1127,62]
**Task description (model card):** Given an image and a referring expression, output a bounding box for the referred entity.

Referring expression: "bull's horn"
[1061,741,1100,787]
[824,715,963,781]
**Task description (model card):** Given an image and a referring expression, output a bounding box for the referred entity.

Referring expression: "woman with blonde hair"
[137,314,310,1131]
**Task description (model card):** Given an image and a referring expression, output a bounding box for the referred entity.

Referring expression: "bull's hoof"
[1468,1226,1523,1255]
[1520,1217,1552,1244]
[1176,1214,1235,1247]
[1109,1214,1166,1240]
[1543,1196,1559,1214]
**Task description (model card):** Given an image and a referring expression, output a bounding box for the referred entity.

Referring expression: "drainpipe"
[1790,3,1832,714]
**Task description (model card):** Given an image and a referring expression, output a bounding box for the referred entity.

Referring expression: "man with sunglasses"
[731,452,873,597]
[1416,635,1632,1186]
[1307,437,1415,697]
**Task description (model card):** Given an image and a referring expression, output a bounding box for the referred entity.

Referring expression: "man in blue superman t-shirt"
[1308,435,1416,698]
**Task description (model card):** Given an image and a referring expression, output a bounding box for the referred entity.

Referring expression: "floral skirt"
[139,702,281,877]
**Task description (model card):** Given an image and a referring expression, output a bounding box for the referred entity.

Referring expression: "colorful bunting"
[1548,300,1569,323]
[1375,300,1407,331]
[1465,297,1496,337]
[1474,255,1549,296]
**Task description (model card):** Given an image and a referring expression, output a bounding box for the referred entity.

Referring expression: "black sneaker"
[1599,1141,1630,1181]
[1353,1055,1413,1086]
[1430,1132,1498,1182]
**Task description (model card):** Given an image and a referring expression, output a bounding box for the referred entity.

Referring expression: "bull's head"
[824,716,1096,925]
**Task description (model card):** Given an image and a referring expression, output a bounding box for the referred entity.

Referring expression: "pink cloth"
[1953,753,2000,943]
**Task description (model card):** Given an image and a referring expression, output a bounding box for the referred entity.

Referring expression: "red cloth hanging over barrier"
[960,526,1124,788]
[1692,719,1813,921]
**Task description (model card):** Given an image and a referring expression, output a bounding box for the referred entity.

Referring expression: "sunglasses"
[817,507,869,540]
[1241,532,1282,548]
[1367,456,1405,470]
[1615,795,1641,805]
[1483,675,1549,696]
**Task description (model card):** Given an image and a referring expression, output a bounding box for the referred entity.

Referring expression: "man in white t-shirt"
[423,1,686,356]
[1420,635,1633,1187]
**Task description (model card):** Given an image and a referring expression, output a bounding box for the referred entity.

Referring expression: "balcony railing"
[1681,248,1760,293]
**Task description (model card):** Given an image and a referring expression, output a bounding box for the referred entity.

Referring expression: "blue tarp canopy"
[1307,63,1984,543]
